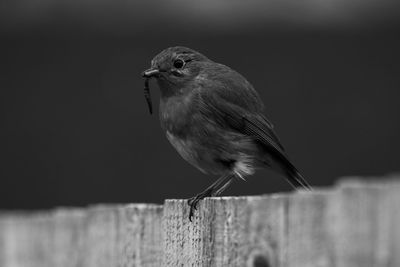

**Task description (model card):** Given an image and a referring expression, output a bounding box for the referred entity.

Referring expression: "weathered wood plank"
[78,204,164,267]
[0,213,54,267]
[286,190,334,267]
[285,179,400,267]
[0,204,164,267]
[0,178,400,267]
[116,204,163,267]
[245,195,287,267]
[163,195,288,267]
[52,209,87,267]
[80,205,120,267]
[387,183,400,266]
[331,179,400,267]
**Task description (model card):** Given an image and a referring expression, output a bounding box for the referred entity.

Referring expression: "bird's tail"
[284,167,313,191]
[262,143,313,191]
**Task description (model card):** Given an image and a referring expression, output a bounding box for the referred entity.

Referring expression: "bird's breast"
[165,130,206,173]
[159,93,195,137]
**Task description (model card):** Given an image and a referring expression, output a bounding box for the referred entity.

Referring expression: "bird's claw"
[189,208,194,222]
[188,196,200,222]
[187,189,214,222]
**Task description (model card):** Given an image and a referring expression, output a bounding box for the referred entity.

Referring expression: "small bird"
[142,46,312,221]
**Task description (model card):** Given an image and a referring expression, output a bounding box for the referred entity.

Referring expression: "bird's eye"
[173,59,185,69]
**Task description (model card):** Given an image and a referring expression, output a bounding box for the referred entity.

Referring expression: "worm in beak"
[142,68,159,115]
[144,77,153,114]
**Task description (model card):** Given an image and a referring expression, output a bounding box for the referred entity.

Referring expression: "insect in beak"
[142,68,160,115]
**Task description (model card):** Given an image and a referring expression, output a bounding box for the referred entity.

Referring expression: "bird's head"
[142,46,210,113]
[143,46,209,86]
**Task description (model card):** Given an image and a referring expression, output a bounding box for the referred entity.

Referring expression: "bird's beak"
[142,68,160,78]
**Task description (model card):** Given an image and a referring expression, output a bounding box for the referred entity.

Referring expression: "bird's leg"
[188,173,234,221]
[212,176,235,197]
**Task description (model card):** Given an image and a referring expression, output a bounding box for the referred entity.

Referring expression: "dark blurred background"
[1,0,399,209]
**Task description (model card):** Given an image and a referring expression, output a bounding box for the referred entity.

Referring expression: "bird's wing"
[198,88,313,191]
[198,88,286,154]
[192,63,312,189]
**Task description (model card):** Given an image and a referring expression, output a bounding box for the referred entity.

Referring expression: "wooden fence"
[1,176,400,267]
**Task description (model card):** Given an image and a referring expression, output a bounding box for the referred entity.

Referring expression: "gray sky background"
[0,0,399,209]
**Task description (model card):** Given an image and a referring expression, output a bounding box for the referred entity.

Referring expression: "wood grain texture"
[52,209,87,266]
[286,190,335,267]
[0,178,400,267]
[0,204,163,267]
[163,195,289,267]
[0,213,54,267]
[117,204,163,267]
[331,179,400,267]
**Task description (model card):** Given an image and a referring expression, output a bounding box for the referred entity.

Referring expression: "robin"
[142,46,312,221]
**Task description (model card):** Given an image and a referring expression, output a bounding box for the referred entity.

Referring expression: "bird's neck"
[157,79,181,98]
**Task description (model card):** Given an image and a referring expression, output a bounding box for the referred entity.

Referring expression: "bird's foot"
[187,188,213,222]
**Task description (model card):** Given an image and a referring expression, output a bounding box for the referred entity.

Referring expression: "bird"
[142,46,312,221]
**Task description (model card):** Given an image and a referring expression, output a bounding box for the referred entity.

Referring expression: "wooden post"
[0,177,399,267]
[163,195,287,266]
[286,190,334,267]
